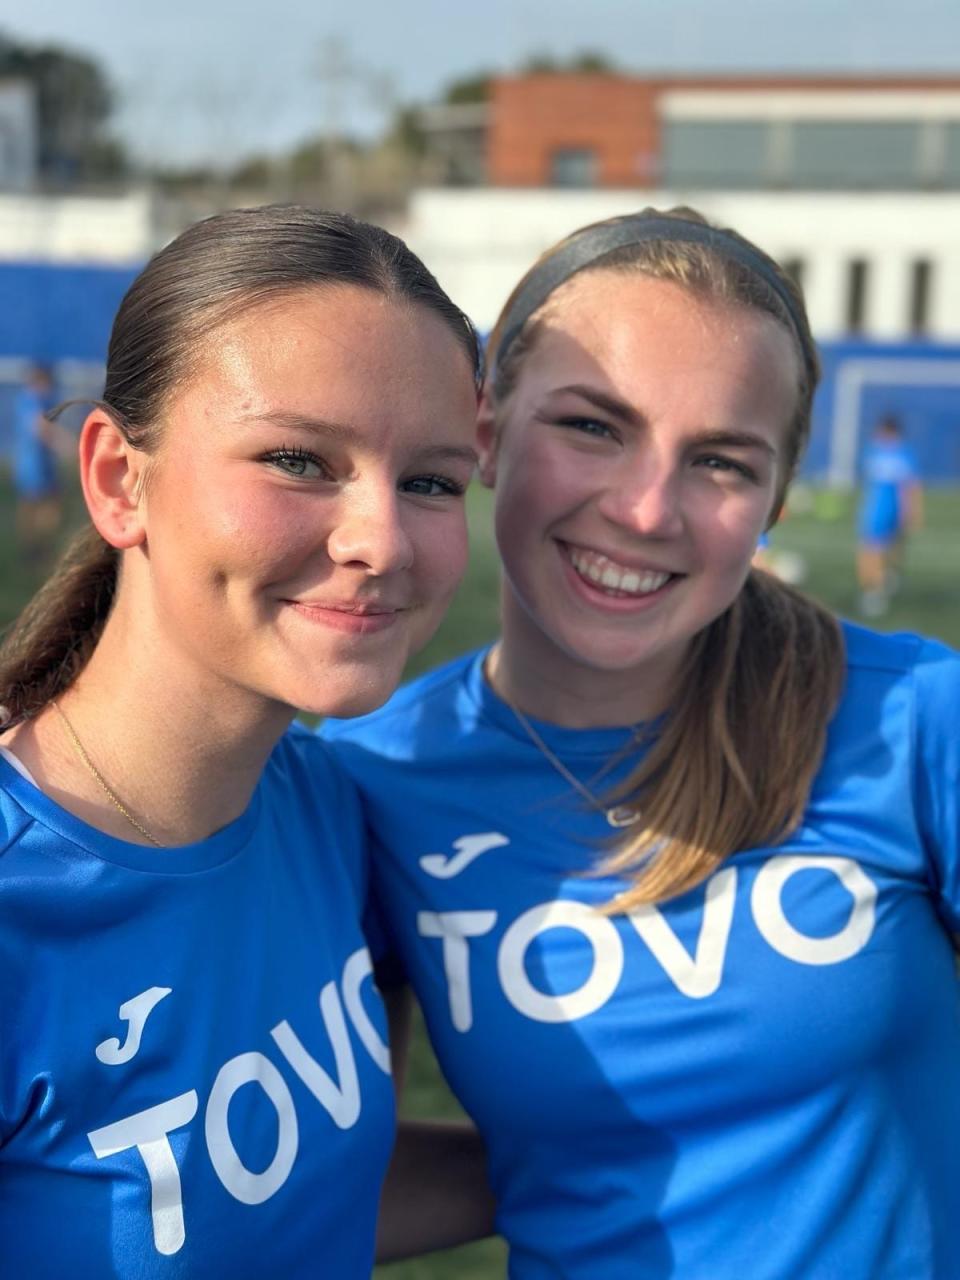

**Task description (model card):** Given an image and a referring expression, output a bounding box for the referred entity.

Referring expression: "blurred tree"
[520,50,618,74]
[389,104,427,158]
[438,51,617,107]
[443,72,494,105]
[0,32,128,182]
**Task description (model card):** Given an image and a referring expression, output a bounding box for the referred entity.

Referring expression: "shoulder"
[840,619,957,685]
[840,620,930,676]
[321,650,483,759]
[832,620,959,752]
[262,723,369,893]
[264,723,366,838]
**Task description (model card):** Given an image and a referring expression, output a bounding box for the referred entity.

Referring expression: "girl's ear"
[79,409,150,550]
[476,389,499,489]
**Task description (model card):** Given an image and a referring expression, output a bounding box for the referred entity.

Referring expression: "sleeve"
[912,639,960,931]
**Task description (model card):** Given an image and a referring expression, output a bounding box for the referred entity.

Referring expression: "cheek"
[494,434,576,534]
[691,481,775,557]
[414,510,470,597]
[152,471,316,584]
[212,472,325,555]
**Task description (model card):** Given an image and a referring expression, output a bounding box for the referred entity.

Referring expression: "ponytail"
[0,526,117,725]
[599,572,844,909]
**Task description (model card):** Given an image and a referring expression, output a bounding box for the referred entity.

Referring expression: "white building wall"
[0,190,155,263]
[397,188,960,340]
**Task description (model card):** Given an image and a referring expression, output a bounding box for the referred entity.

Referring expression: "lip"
[556,542,681,613]
[283,599,405,635]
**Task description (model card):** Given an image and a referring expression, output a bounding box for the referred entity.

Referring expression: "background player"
[11,363,73,563]
[856,413,924,616]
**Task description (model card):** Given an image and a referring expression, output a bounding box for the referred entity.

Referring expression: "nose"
[326,482,415,575]
[598,453,685,540]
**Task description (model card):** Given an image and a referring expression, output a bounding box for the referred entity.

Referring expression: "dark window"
[846,259,869,334]
[943,123,960,188]
[663,121,771,188]
[549,148,598,188]
[909,259,932,335]
[781,257,806,293]
[792,122,920,189]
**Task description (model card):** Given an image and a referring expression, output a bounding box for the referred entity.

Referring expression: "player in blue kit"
[856,414,923,616]
[325,209,960,1279]
[11,363,71,562]
[0,206,486,1276]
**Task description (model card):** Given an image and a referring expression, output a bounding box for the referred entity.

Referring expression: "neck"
[6,602,293,847]
[492,584,683,728]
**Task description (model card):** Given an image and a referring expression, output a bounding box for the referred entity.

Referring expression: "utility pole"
[314,35,359,210]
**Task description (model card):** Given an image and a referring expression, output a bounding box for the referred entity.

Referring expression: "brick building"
[426,73,960,191]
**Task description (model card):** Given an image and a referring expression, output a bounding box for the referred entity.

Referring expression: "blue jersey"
[12,386,58,498]
[0,726,394,1278]
[324,624,960,1280]
[858,438,918,543]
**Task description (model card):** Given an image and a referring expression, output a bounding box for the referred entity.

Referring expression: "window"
[909,259,932,335]
[943,123,960,188]
[663,121,772,188]
[846,259,870,334]
[792,122,920,189]
[781,257,806,294]
[549,148,598,188]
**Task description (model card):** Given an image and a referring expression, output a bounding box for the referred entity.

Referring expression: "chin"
[301,675,403,722]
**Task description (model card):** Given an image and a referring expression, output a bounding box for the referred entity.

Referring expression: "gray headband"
[495,214,808,371]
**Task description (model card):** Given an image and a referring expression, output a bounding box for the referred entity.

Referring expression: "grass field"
[1,475,957,1279]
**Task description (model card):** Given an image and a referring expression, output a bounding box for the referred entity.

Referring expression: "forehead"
[173,284,475,427]
[512,270,800,423]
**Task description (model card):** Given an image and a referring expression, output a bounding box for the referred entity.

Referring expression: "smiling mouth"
[282,599,406,634]
[563,544,678,598]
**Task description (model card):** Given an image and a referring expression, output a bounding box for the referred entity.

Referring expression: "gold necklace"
[51,701,165,847]
[502,695,641,830]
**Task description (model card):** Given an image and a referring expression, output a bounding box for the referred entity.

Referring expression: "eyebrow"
[693,429,778,459]
[545,385,778,457]
[547,384,639,423]
[237,410,478,465]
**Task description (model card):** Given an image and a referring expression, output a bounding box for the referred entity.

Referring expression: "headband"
[495,214,808,370]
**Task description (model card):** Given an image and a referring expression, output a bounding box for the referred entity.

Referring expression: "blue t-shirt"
[0,726,394,1278]
[324,624,960,1280]
[12,386,59,497]
[858,438,918,542]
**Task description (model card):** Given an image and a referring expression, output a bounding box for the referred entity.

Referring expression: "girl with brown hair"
[325,209,960,1278]
[0,205,485,1276]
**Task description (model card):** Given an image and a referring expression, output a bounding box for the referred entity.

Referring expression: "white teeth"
[568,548,671,597]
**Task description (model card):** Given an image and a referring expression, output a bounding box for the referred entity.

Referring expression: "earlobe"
[476,391,499,489]
[79,409,149,550]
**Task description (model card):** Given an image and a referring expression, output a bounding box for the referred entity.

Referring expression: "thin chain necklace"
[501,694,642,830]
[51,701,165,848]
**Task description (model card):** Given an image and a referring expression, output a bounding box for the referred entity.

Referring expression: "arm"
[376,985,496,1263]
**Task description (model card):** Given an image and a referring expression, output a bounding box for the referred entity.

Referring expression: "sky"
[3,0,960,167]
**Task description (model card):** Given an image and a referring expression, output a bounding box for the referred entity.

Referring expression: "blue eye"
[696,455,757,481]
[556,416,617,440]
[402,474,466,498]
[262,447,327,479]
